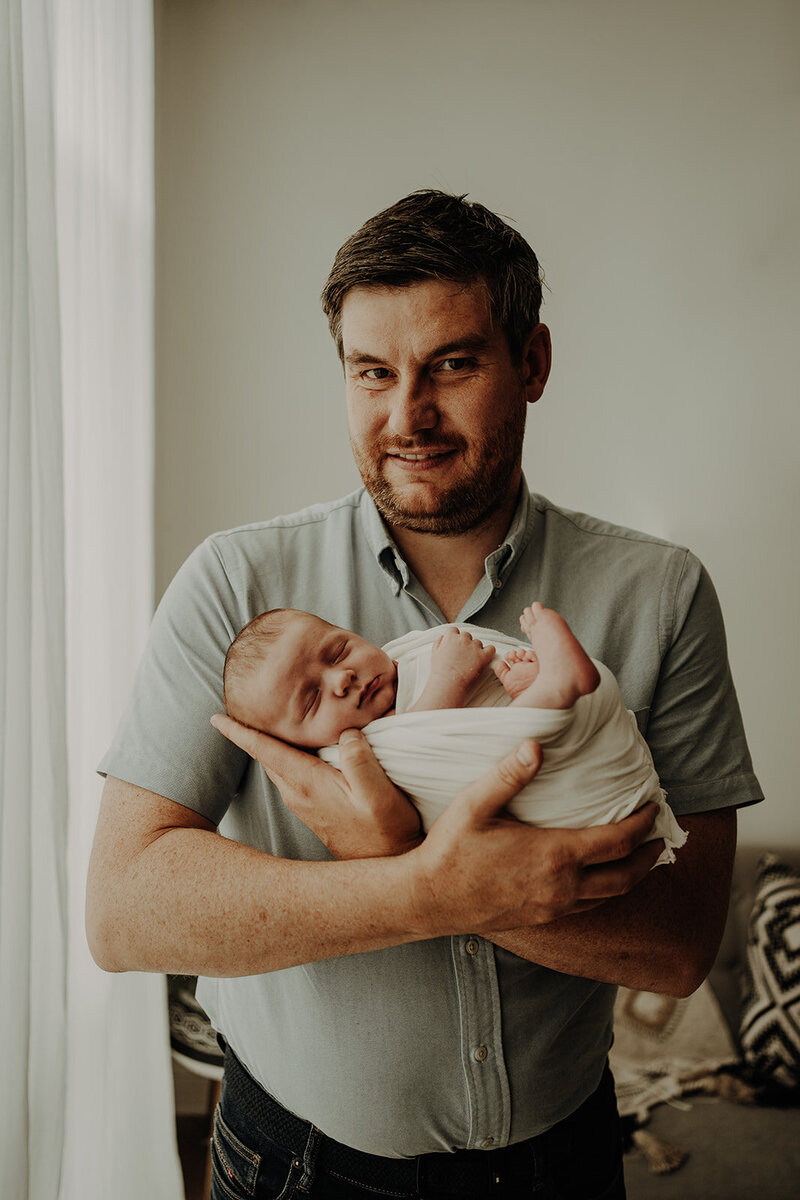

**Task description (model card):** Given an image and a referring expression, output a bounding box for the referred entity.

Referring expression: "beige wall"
[155,0,800,848]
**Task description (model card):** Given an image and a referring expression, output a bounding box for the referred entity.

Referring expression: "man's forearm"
[488,809,736,997]
[98,833,423,977]
[87,783,427,976]
[87,755,664,978]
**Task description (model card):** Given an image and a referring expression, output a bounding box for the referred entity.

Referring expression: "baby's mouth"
[358,677,379,708]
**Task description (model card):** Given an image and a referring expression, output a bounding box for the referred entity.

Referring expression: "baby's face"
[240,613,397,748]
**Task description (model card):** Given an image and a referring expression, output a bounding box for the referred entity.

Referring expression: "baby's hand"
[430,627,496,690]
[408,629,496,714]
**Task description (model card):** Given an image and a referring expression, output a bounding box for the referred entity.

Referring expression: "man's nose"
[387,376,438,438]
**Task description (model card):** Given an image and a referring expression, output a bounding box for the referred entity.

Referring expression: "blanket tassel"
[631,1128,688,1174]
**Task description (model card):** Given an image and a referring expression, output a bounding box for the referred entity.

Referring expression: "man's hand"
[210,715,422,858]
[407,738,662,936]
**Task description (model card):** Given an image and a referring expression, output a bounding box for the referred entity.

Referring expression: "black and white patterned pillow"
[739,853,800,1087]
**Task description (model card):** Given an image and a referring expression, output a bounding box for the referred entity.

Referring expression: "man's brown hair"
[320,190,545,365]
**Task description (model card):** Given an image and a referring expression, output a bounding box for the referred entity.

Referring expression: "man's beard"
[351,408,526,537]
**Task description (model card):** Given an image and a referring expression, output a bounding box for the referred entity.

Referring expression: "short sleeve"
[97,536,249,825]
[646,554,762,815]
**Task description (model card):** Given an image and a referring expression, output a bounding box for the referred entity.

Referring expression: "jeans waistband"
[221,1046,614,1198]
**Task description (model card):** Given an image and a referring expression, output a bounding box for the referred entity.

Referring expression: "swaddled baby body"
[223,603,687,863]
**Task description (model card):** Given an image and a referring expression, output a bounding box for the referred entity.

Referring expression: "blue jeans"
[210,1048,626,1199]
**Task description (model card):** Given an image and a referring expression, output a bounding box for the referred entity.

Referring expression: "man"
[87,191,761,1199]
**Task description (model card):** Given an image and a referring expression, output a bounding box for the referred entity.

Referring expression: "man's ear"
[520,324,552,404]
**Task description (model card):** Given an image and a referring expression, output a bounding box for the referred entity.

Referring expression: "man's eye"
[439,357,474,372]
[332,641,347,662]
[362,367,392,381]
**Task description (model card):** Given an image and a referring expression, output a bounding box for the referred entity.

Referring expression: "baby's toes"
[519,604,538,631]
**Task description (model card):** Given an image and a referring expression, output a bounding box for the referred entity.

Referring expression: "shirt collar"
[357,489,408,594]
[358,477,535,597]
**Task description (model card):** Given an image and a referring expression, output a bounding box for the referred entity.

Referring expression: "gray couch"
[624,844,800,1200]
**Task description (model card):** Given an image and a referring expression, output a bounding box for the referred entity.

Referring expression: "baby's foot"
[511,602,600,709]
[493,648,540,701]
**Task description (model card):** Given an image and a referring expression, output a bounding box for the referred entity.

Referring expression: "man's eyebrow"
[344,349,386,367]
[344,334,491,368]
[427,336,491,359]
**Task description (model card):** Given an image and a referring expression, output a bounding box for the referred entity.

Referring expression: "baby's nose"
[332,668,356,697]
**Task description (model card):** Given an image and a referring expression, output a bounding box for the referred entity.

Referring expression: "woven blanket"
[611,982,739,1120]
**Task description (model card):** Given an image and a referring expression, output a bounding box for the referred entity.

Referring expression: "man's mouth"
[391,449,450,460]
[386,448,456,468]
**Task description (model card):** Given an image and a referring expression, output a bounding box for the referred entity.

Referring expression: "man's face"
[236,613,397,748]
[341,280,547,536]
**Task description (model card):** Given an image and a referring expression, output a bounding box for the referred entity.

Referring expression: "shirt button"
[481,1136,496,1149]
[465,938,479,956]
[493,579,502,590]
[474,1044,488,1062]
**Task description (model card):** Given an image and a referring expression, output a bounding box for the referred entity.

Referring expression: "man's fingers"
[338,729,422,833]
[571,802,660,867]
[577,838,664,900]
[210,712,268,758]
[455,739,543,820]
[209,713,321,790]
[337,729,393,798]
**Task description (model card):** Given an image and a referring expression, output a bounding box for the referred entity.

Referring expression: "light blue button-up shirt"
[100,481,761,1157]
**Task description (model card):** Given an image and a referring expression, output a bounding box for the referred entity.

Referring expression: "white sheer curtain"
[1,2,184,1197]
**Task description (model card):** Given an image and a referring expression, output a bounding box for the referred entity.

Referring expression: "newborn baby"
[223,603,687,862]
[223,602,602,744]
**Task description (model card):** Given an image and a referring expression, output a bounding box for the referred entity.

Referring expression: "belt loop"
[298,1124,322,1192]
[414,1153,441,1200]
[414,1155,427,1200]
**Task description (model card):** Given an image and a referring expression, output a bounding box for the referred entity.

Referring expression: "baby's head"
[223,609,397,748]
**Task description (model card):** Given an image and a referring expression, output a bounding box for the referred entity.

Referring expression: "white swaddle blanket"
[319,624,687,865]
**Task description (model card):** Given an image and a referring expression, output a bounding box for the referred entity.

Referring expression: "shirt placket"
[450,934,511,1150]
